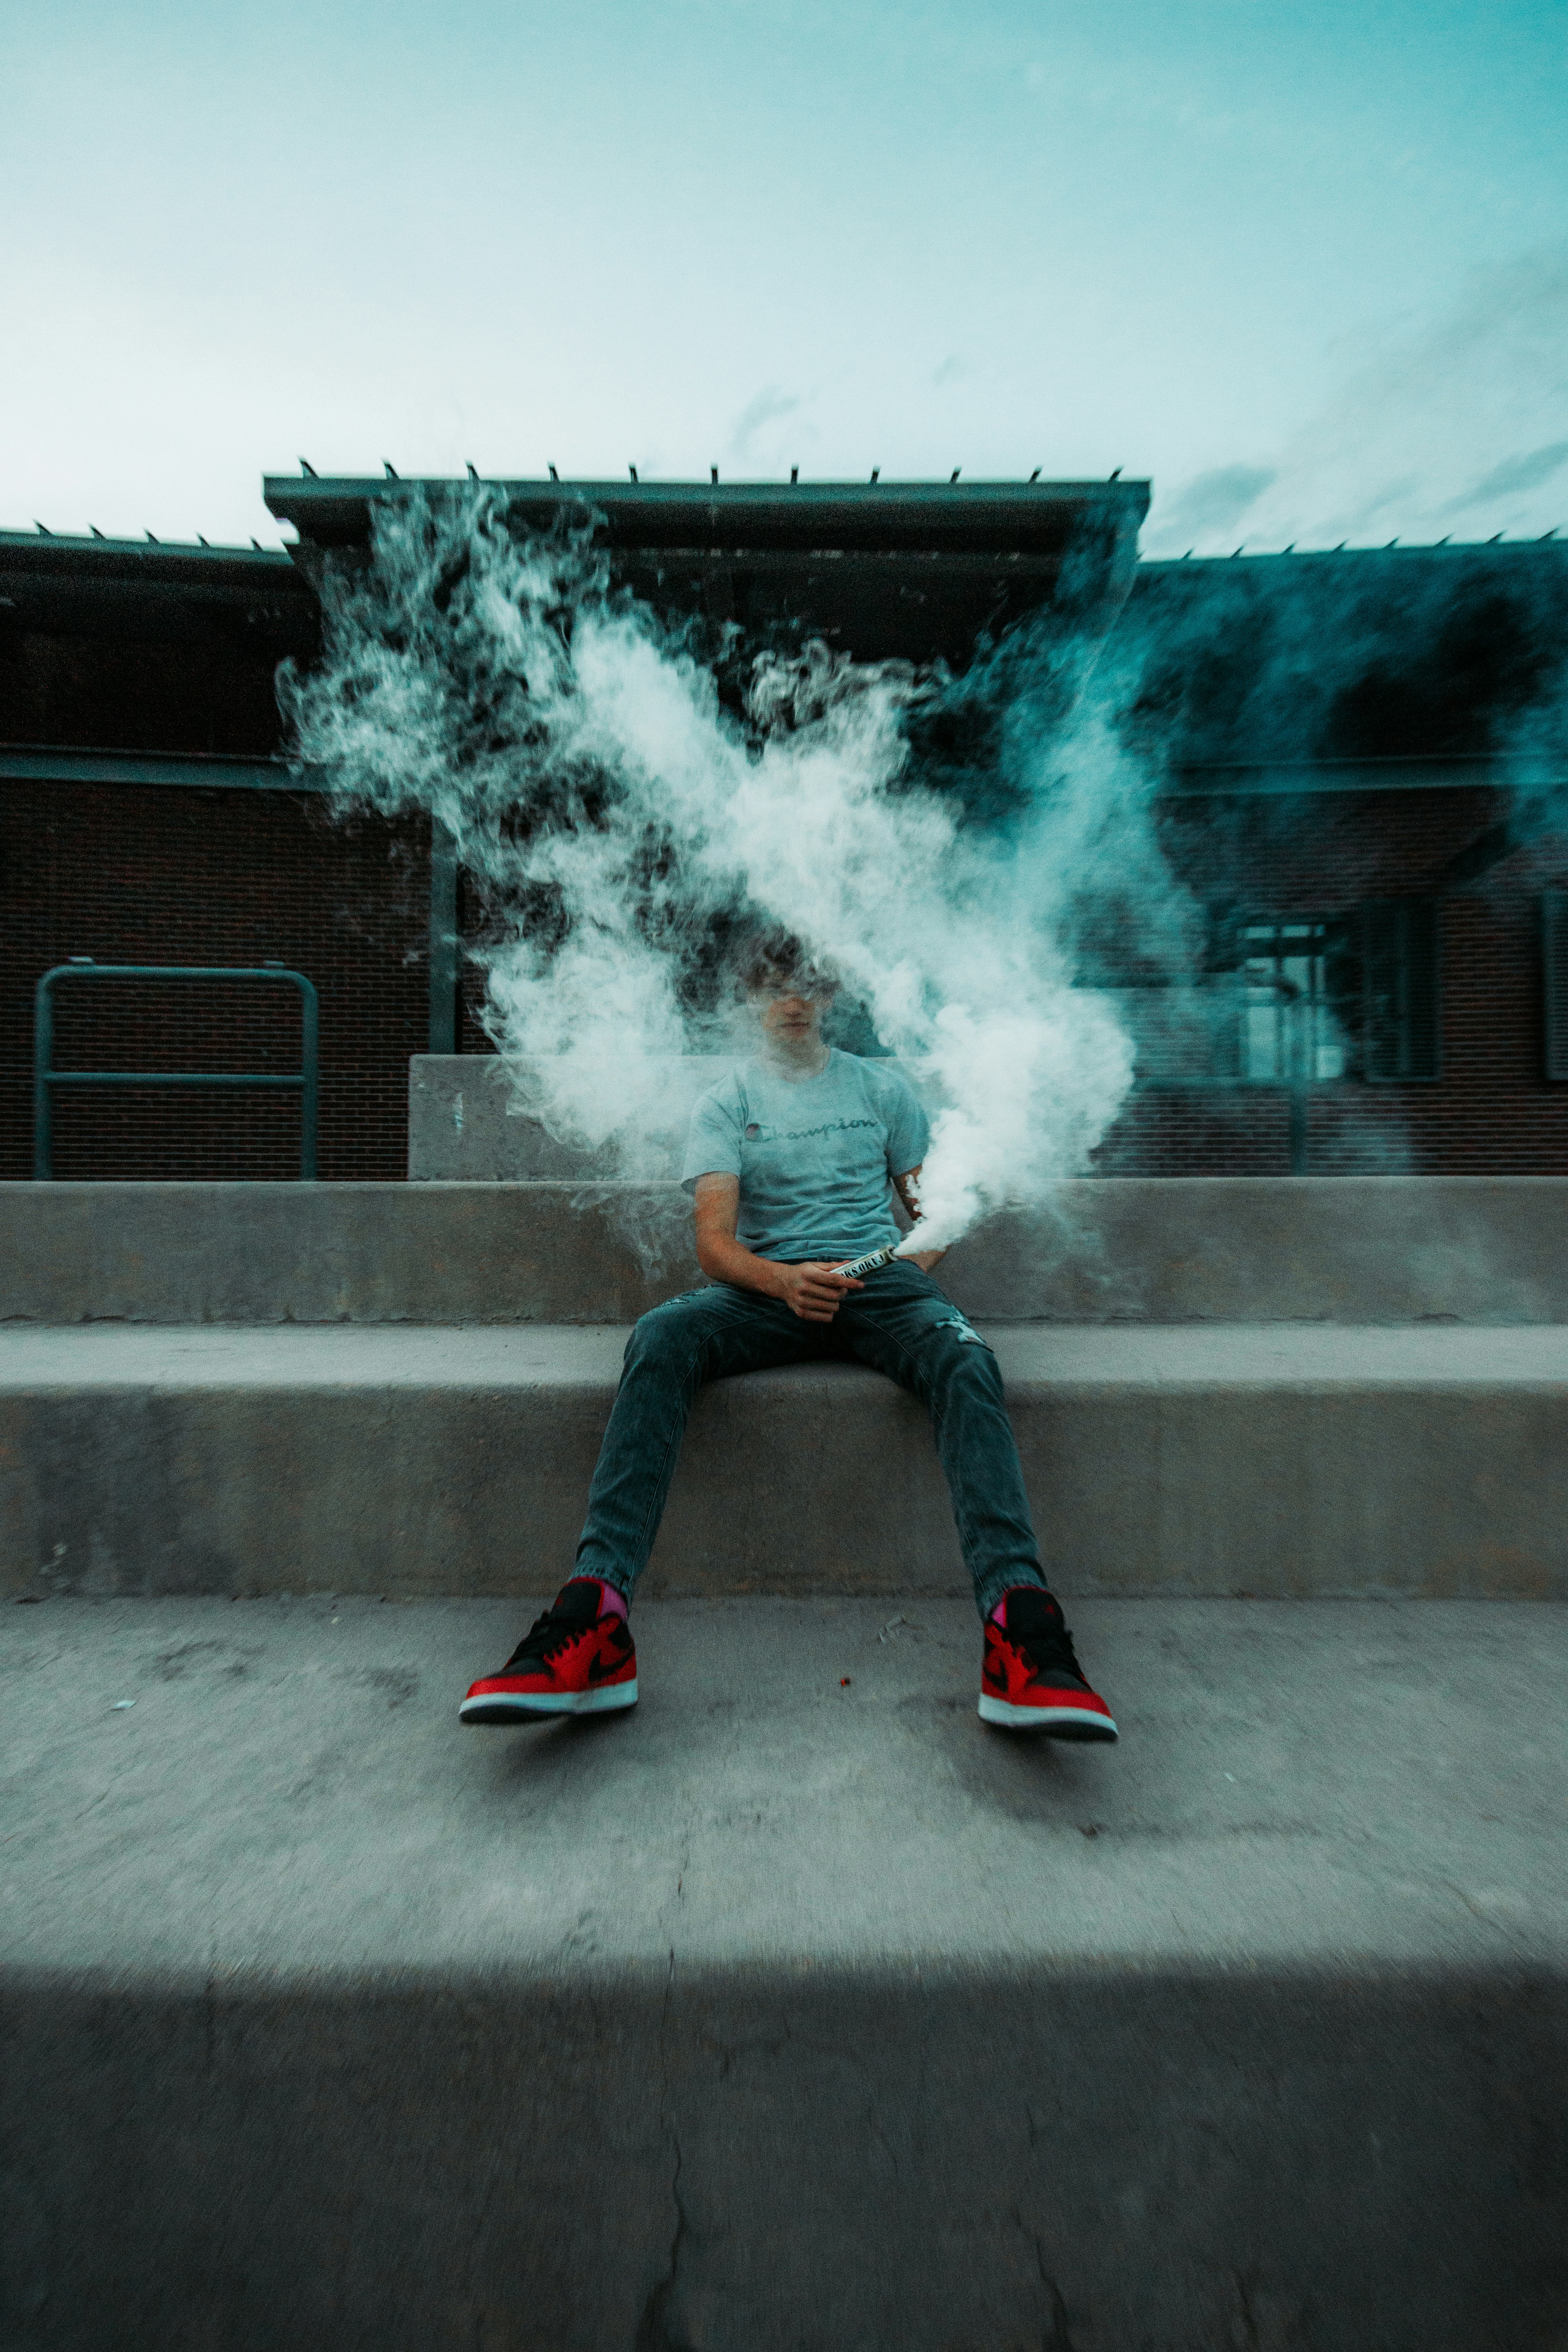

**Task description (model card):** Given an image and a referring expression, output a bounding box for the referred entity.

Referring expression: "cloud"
[1446,440,1568,512]
[729,386,802,462]
[1155,464,1276,541]
[1144,247,1568,555]
[1345,473,1419,530]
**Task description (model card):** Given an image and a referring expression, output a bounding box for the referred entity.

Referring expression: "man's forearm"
[695,1233,793,1298]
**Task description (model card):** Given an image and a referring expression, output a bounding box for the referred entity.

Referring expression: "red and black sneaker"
[460,1578,638,1723]
[979,1587,1117,1740]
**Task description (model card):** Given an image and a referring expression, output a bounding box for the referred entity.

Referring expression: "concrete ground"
[3,1596,1565,2349]
[5,1593,1566,1975]
[7,1322,1568,1600]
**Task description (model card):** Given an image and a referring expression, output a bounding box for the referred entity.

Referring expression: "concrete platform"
[2,1596,1564,2351]
[11,1175,1568,1326]
[4,1323,1568,1600]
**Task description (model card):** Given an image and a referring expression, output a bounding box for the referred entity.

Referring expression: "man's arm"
[692,1173,863,1325]
[892,1164,945,1273]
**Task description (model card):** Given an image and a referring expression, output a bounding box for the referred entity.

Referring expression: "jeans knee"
[928,1328,1002,1400]
[623,1306,687,1375]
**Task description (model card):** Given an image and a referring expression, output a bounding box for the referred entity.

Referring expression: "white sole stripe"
[460,1679,638,1721]
[977,1692,1117,1736]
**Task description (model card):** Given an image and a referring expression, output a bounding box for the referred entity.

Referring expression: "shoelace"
[1027,1633,1089,1688]
[1003,1599,1090,1689]
[504,1598,596,1671]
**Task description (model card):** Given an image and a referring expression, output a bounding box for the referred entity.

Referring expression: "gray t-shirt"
[682,1051,931,1264]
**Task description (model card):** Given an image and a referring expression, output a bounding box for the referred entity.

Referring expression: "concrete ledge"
[3,1597,1565,2351]
[5,1324,1568,1599]
[410,1050,749,1178]
[0,1180,682,1326]
[11,1175,1568,1326]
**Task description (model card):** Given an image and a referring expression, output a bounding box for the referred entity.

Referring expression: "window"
[1240,921,1350,1083]
[1106,903,1440,1090]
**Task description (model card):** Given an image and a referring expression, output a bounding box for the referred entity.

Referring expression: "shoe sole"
[978,1693,1118,1739]
[460,1680,638,1725]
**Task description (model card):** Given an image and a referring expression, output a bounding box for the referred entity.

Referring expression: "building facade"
[3,482,1564,1180]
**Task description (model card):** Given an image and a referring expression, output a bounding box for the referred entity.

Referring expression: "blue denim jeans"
[574,1260,1049,1620]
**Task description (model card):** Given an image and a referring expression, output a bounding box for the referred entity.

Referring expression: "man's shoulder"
[837,1053,922,1110]
[690,1062,747,1121]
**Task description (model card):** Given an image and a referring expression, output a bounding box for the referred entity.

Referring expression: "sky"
[4,0,1567,555]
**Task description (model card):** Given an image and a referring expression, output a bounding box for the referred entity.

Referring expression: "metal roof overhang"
[263,474,1150,667]
[0,531,319,655]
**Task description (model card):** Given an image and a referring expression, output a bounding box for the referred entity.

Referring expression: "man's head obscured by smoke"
[737,927,840,1006]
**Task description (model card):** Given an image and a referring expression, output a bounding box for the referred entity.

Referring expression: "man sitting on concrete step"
[460,933,1117,1741]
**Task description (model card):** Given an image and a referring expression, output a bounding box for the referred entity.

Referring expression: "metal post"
[32,970,57,1179]
[295,974,320,1179]
[428,817,459,1054]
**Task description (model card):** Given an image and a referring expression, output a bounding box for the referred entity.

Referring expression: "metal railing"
[33,962,319,1180]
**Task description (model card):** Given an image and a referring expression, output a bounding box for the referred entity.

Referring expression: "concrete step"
[3,1594,1564,2351]
[11,1174,1568,1326]
[5,1322,1567,1600]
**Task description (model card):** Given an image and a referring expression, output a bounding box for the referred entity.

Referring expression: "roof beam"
[0,746,325,792]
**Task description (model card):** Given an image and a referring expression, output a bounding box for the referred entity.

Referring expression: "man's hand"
[693,1174,865,1319]
[777,1260,864,1324]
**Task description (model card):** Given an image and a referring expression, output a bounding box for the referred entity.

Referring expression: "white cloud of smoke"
[283,490,1184,1255]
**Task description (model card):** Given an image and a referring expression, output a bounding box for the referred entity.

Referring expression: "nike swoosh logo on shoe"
[587,1652,631,1683]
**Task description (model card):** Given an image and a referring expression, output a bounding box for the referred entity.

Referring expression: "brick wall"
[2,780,428,1180]
[11,774,1568,1182]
